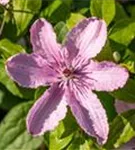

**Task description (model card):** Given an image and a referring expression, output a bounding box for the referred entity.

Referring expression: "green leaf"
[115,2,128,21]
[12,0,42,36]
[34,86,48,100]
[62,0,73,8]
[122,49,135,73]
[96,92,117,122]
[90,0,102,18]
[105,110,135,149]
[95,40,114,61]
[40,0,71,24]
[0,60,35,99]
[73,0,89,10]
[0,83,26,110]
[45,111,77,150]
[109,18,135,46]
[66,131,104,150]
[109,40,126,53]
[66,13,85,30]
[90,0,115,25]
[127,4,135,18]
[111,79,135,103]
[0,39,25,59]
[54,21,69,43]
[67,136,90,150]
[0,102,43,150]
[0,5,4,14]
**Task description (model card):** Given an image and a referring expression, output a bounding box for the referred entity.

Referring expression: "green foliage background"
[0,0,135,149]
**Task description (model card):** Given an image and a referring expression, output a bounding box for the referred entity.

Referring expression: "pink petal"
[30,18,61,63]
[65,18,107,63]
[26,83,67,136]
[0,0,9,5]
[115,100,135,114]
[67,86,109,145]
[6,53,59,88]
[89,61,129,92]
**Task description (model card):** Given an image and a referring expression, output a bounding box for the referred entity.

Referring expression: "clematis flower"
[6,18,129,145]
[0,0,9,5]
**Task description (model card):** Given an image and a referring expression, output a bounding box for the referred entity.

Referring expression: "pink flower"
[0,0,9,5]
[6,18,129,145]
[115,100,135,113]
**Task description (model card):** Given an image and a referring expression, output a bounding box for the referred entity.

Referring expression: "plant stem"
[0,9,8,36]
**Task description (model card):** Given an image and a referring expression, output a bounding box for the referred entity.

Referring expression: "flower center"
[63,68,72,78]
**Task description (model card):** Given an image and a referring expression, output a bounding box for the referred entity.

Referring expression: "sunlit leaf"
[13,0,42,36]
[54,21,68,43]
[67,136,90,150]
[45,111,77,150]
[0,39,25,59]
[66,13,85,30]
[90,0,115,25]
[109,18,135,46]
[105,110,135,149]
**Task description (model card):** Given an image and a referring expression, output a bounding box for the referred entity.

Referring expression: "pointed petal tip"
[87,115,109,145]
[30,17,61,55]
[6,53,59,88]
[96,122,109,145]
[30,18,47,33]
[5,53,29,88]
[84,124,109,145]
[67,86,109,145]
[90,61,129,92]
[26,117,44,137]
[65,17,107,63]
[26,84,67,137]
[26,104,67,137]
[26,108,60,137]
[96,124,109,145]
[114,66,129,90]
[97,137,108,145]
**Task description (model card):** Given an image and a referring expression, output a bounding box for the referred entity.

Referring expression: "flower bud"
[113,51,121,62]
